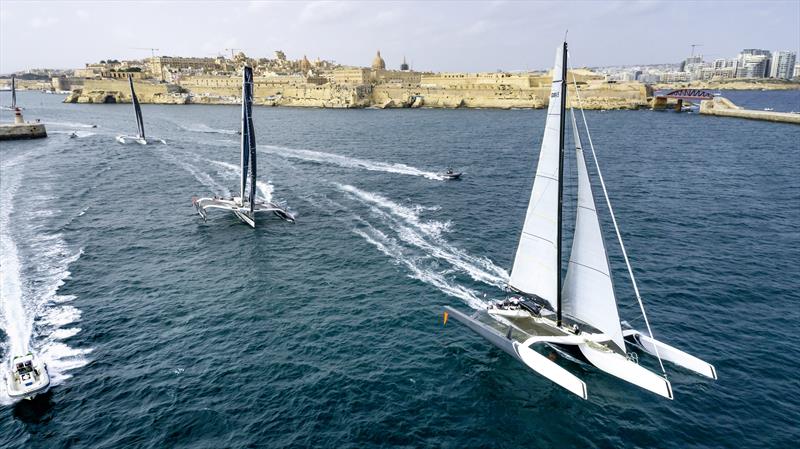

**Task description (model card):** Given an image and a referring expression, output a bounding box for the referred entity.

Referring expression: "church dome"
[300,55,311,72]
[372,50,386,70]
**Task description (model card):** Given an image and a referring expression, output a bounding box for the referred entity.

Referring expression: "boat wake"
[337,184,508,308]
[208,159,274,203]
[45,121,97,129]
[261,144,444,180]
[180,123,238,135]
[0,154,91,404]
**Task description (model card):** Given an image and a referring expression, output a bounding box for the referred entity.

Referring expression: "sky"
[0,0,798,74]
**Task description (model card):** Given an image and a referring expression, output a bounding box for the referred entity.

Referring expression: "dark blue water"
[1,91,799,448]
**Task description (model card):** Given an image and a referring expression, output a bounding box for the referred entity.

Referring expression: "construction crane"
[690,44,703,58]
[132,47,160,58]
[225,48,242,59]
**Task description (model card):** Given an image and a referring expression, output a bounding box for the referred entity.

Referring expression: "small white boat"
[763,108,774,111]
[440,167,462,180]
[4,353,50,400]
[69,132,78,139]
[117,75,164,145]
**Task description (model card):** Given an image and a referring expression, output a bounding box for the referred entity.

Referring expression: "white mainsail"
[562,109,625,352]
[508,44,564,310]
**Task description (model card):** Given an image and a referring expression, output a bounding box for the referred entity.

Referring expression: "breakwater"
[700,97,800,124]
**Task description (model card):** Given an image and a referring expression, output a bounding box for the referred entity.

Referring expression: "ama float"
[192,66,295,228]
[443,41,716,400]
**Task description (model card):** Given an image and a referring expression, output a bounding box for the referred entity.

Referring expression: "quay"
[699,97,800,124]
[0,108,47,141]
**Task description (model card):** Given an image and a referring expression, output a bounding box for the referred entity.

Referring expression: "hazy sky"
[1,0,798,74]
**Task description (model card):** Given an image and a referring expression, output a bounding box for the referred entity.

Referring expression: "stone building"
[372,51,386,70]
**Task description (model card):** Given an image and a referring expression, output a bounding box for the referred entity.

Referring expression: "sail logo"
[551,92,560,98]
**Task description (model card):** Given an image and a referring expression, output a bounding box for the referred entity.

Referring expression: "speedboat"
[69,132,78,139]
[441,167,462,180]
[4,353,50,400]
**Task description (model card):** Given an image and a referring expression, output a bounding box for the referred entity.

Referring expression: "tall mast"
[556,41,567,327]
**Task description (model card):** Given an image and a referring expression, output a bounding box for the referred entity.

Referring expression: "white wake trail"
[353,226,486,309]
[180,123,238,135]
[0,155,91,404]
[339,184,509,289]
[261,144,444,180]
[208,159,274,203]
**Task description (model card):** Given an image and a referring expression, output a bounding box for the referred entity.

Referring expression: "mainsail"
[562,109,625,352]
[128,76,145,139]
[11,75,16,109]
[508,44,566,311]
[240,66,257,213]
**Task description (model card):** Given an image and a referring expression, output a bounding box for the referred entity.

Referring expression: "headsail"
[240,66,257,214]
[508,44,566,311]
[11,75,16,109]
[562,109,625,352]
[128,76,145,139]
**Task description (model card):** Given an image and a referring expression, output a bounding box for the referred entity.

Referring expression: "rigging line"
[566,53,667,378]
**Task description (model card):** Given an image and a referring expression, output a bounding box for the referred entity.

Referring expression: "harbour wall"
[0,123,47,140]
[64,77,651,110]
[699,97,800,124]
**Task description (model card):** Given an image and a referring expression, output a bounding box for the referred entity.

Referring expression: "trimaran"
[192,66,295,228]
[444,41,716,400]
[116,75,164,145]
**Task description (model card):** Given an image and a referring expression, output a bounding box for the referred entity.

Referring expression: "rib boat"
[192,66,295,228]
[444,41,716,400]
[116,75,164,145]
[4,353,50,400]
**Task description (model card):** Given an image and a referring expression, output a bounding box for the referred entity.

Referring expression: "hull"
[5,357,50,400]
[116,135,165,145]
[193,196,296,227]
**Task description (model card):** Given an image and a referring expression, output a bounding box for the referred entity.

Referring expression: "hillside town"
[2,47,798,110]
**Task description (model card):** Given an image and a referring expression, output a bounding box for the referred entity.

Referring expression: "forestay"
[508,44,564,310]
[562,109,625,352]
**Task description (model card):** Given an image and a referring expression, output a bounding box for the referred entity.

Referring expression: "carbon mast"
[556,41,567,327]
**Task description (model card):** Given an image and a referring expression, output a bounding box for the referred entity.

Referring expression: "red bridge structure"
[653,89,716,111]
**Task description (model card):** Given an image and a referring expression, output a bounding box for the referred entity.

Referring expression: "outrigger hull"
[445,305,677,400]
[193,196,295,228]
[444,306,587,399]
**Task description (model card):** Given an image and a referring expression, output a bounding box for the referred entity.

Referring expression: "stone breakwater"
[64,78,652,110]
[700,97,800,124]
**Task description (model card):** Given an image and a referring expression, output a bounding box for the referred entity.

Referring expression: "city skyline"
[1,1,799,74]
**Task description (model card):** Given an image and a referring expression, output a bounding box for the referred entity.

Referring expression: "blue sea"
[1,90,799,448]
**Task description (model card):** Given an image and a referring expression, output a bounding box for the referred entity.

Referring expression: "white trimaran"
[444,41,716,400]
[192,66,295,228]
[116,75,164,145]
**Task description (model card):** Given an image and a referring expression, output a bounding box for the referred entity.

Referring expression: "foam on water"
[181,123,238,135]
[0,154,90,404]
[261,144,444,180]
[209,159,274,203]
[353,227,486,309]
[45,121,98,129]
[339,184,509,290]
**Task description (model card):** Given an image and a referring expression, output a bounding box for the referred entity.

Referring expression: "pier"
[699,97,800,124]
[0,108,47,140]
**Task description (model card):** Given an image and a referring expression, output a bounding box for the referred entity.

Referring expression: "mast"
[129,75,145,139]
[11,75,16,109]
[556,41,567,327]
[240,67,250,203]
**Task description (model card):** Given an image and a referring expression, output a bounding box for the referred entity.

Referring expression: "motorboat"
[441,167,462,180]
[4,353,50,400]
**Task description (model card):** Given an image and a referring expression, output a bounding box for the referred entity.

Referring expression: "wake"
[0,153,91,404]
[180,123,238,135]
[45,121,97,129]
[337,184,508,309]
[261,144,444,180]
